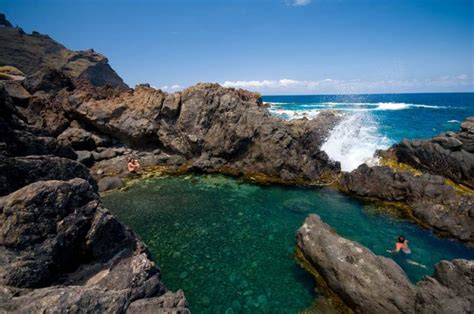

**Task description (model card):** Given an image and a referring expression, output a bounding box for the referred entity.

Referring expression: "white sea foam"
[448,119,460,123]
[264,101,290,105]
[375,102,410,110]
[318,102,443,110]
[271,108,320,120]
[321,113,392,171]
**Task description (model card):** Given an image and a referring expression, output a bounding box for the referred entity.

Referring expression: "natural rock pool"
[103,174,474,313]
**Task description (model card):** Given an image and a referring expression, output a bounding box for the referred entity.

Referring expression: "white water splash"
[321,113,392,171]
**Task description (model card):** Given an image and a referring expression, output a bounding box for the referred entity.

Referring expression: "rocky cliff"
[0,14,127,89]
[62,82,342,184]
[1,62,342,188]
[297,214,474,314]
[0,72,188,313]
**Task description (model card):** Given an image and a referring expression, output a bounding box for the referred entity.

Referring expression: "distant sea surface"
[263,93,474,171]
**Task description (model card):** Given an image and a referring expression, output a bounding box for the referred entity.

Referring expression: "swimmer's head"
[397,235,406,243]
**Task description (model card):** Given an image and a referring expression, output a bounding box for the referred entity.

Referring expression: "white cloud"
[221,75,474,94]
[160,84,182,91]
[288,0,312,6]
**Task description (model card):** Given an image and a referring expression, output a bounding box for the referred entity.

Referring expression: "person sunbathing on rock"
[127,157,141,174]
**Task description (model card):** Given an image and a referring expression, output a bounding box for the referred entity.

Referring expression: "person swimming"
[394,235,411,254]
[386,236,427,269]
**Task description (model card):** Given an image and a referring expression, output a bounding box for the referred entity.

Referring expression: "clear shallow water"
[103,174,474,313]
[263,93,474,171]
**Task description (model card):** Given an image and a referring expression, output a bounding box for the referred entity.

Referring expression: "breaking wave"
[321,113,392,171]
[268,102,444,118]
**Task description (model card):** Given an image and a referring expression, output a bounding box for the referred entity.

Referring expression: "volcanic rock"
[385,117,474,188]
[0,155,97,196]
[76,150,94,166]
[58,126,97,151]
[340,164,474,244]
[415,259,474,313]
[65,83,342,183]
[98,176,124,192]
[0,13,12,27]
[0,15,127,88]
[0,178,188,312]
[297,214,474,313]
[23,67,74,93]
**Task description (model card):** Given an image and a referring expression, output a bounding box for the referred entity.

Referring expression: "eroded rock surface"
[297,214,474,314]
[0,19,127,88]
[64,83,342,183]
[340,164,474,244]
[297,214,416,313]
[0,71,189,312]
[384,117,474,189]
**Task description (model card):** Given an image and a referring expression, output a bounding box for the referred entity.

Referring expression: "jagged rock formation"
[0,13,12,27]
[339,164,474,244]
[383,118,474,189]
[61,82,342,184]
[0,74,189,313]
[297,214,474,314]
[0,15,127,88]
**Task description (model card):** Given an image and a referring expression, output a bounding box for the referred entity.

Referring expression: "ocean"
[263,92,474,171]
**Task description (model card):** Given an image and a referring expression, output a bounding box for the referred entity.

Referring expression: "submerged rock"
[283,198,313,215]
[98,176,124,192]
[297,214,474,313]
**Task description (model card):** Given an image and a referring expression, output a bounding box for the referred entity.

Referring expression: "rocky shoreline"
[1,14,473,313]
[297,214,473,313]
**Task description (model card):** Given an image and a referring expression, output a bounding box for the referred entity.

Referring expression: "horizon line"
[261,91,474,97]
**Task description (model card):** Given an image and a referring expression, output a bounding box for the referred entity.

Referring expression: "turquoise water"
[263,93,474,141]
[103,174,474,313]
[263,93,474,171]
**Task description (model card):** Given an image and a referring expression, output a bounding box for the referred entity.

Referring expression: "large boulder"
[415,259,474,313]
[0,155,97,196]
[23,67,74,93]
[98,176,124,192]
[58,126,97,151]
[297,214,416,313]
[297,214,474,314]
[0,178,188,312]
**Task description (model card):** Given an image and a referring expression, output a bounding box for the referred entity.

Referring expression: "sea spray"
[321,113,392,171]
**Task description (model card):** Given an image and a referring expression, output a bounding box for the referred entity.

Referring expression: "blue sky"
[2,0,473,94]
